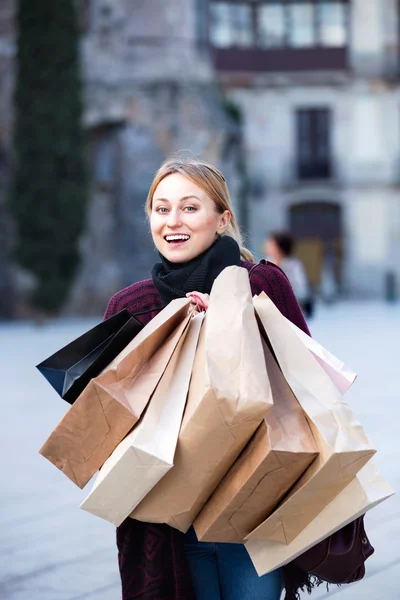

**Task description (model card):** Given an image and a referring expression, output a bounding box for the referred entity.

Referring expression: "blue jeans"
[184,527,283,600]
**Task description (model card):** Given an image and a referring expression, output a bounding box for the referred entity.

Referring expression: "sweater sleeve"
[250,262,311,336]
[103,280,163,324]
[103,292,120,320]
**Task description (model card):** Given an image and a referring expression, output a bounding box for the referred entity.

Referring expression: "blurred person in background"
[104,158,312,600]
[265,231,315,319]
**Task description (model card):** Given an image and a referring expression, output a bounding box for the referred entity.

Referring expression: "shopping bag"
[131,266,273,533]
[80,312,204,525]
[39,298,192,488]
[245,461,394,576]
[288,320,357,394]
[248,293,376,545]
[194,337,318,543]
[36,309,143,404]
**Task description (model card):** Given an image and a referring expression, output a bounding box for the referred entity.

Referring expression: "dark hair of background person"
[269,231,295,257]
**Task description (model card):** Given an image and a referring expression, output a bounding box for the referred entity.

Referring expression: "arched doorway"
[289,201,343,294]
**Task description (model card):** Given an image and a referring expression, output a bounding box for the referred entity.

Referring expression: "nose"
[166,208,182,227]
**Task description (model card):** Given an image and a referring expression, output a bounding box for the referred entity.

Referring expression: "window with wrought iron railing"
[209,0,349,49]
[209,0,349,71]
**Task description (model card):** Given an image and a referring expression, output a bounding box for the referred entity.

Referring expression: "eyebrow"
[153,195,203,204]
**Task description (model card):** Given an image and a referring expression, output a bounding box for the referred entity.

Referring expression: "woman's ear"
[217,210,231,234]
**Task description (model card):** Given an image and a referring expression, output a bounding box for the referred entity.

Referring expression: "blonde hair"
[146,157,254,262]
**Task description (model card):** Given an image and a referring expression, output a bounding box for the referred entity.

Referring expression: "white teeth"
[165,235,190,242]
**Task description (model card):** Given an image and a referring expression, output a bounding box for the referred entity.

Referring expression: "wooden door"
[289,201,342,289]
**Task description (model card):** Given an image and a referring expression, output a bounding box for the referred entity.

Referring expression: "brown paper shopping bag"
[246,461,394,576]
[131,266,273,532]
[80,313,204,525]
[194,337,318,543]
[39,298,192,488]
[250,293,376,545]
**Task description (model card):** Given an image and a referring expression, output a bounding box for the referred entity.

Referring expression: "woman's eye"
[156,207,169,214]
[184,206,197,212]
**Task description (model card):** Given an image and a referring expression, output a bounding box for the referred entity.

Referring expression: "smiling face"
[150,173,231,263]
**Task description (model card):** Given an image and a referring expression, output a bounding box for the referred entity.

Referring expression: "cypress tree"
[10,0,88,313]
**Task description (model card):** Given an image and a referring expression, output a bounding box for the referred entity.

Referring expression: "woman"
[104,158,312,600]
[265,231,314,318]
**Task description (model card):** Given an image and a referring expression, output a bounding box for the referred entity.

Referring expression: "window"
[288,2,316,48]
[296,108,332,179]
[210,3,232,47]
[210,3,254,48]
[233,4,253,46]
[209,0,349,50]
[258,4,286,48]
[318,1,348,47]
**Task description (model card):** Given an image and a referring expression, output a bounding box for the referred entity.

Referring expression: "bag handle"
[187,293,208,312]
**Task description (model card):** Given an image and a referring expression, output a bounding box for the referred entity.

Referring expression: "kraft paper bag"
[250,293,376,545]
[246,461,394,576]
[39,298,192,488]
[80,313,204,525]
[131,266,273,532]
[194,337,318,543]
[288,320,357,395]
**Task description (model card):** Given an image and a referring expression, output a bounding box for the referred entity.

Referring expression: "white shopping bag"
[288,320,357,394]
[246,461,394,576]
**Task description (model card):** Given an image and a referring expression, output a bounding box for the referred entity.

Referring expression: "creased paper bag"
[194,337,318,543]
[288,320,357,394]
[246,461,394,576]
[250,293,376,545]
[131,266,273,532]
[80,313,204,525]
[39,299,191,488]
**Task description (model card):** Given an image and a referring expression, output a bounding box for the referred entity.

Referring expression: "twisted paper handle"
[187,293,208,312]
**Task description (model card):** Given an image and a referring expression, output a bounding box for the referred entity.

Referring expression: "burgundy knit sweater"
[104,261,310,600]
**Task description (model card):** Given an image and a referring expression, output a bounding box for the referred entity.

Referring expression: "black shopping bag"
[36,309,143,404]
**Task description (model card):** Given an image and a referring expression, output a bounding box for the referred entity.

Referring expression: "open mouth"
[164,234,190,244]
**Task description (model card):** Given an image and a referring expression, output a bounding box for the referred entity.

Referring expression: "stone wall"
[66,81,243,315]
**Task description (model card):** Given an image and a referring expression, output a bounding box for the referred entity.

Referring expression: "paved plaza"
[0,301,399,600]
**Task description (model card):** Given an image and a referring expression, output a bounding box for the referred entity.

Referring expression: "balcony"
[212,46,348,73]
[209,0,350,74]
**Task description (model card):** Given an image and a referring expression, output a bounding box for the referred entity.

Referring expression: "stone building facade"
[1,0,400,316]
[208,0,400,299]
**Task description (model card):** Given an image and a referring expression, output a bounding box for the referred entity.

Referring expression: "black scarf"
[152,236,241,306]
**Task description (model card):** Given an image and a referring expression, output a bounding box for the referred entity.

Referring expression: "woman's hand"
[186,291,210,312]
